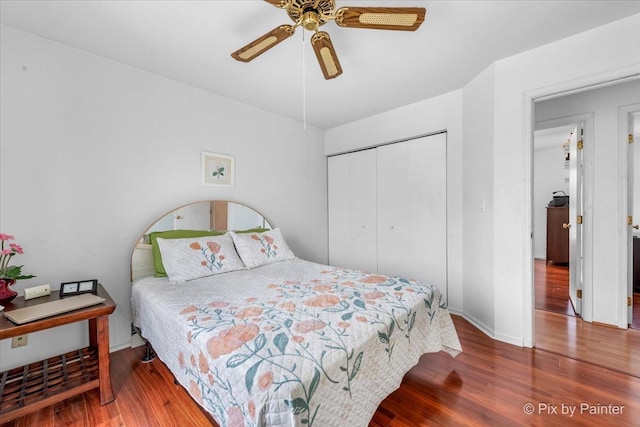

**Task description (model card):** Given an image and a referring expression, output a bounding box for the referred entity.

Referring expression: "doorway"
[530,79,640,376]
[627,110,640,329]
[533,120,586,319]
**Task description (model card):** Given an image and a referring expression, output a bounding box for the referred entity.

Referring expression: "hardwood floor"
[534,258,640,378]
[534,259,575,316]
[535,310,640,378]
[535,258,640,328]
[4,316,640,426]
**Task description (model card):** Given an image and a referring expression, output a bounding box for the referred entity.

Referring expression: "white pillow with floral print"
[156,233,245,283]
[229,228,295,269]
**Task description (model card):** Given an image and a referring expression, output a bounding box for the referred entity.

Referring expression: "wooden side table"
[0,284,116,423]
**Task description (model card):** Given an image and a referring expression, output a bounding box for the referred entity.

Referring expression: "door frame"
[534,114,594,322]
[619,103,640,327]
[522,71,640,348]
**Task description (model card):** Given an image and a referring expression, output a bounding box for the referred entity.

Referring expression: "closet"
[328,132,448,298]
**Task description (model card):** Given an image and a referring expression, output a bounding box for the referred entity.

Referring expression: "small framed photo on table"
[202,151,234,187]
[60,279,98,297]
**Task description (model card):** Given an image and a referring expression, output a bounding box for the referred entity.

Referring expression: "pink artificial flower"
[0,234,14,241]
[9,243,23,254]
[1,249,11,255]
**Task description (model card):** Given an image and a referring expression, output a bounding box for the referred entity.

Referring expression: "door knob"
[634,225,639,230]
[562,223,571,229]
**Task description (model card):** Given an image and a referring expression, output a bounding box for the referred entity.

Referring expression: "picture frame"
[202,151,234,187]
[59,279,98,297]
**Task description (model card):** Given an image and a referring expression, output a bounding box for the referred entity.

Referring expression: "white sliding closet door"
[328,149,377,272]
[377,133,447,295]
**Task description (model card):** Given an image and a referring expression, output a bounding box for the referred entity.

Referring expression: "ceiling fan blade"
[311,31,342,80]
[335,7,426,31]
[231,25,295,62]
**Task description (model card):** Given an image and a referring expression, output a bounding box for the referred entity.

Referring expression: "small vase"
[0,278,18,305]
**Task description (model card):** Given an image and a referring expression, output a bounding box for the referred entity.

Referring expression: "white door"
[377,133,448,297]
[328,149,377,272]
[628,112,639,324]
[568,124,584,315]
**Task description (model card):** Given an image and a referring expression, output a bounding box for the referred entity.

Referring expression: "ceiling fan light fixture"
[302,11,320,31]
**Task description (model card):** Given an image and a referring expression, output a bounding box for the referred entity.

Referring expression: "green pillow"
[235,227,270,234]
[149,229,225,276]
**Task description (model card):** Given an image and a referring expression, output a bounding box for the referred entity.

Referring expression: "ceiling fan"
[231,0,426,80]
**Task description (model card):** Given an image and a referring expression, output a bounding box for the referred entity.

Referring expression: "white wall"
[461,64,495,335]
[489,13,640,344]
[535,79,640,325]
[324,90,464,314]
[0,25,327,370]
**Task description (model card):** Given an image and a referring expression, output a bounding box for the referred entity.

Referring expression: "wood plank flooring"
[535,310,640,378]
[4,315,640,426]
[534,258,640,328]
[534,259,575,316]
[534,258,640,378]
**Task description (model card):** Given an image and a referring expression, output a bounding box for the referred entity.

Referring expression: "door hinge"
[577,139,584,150]
[630,134,634,144]
[629,296,633,307]
[629,216,634,226]
[577,215,583,224]
[577,289,582,299]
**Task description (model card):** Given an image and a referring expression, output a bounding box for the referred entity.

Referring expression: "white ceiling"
[2,1,639,129]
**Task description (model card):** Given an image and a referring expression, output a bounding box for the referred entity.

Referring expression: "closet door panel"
[377,134,447,296]
[328,150,377,272]
[328,155,351,268]
[377,143,411,276]
[348,149,378,273]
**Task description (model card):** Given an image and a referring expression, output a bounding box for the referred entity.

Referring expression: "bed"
[131,201,461,427]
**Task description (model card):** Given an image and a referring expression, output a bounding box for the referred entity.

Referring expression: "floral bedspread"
[132,259,461,427]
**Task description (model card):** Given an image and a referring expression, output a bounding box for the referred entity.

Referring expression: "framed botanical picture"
[202,151,234,187]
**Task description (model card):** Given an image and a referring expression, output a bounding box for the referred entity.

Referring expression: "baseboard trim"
[456,312,524,347]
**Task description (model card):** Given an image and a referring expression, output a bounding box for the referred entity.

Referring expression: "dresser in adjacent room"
[546,206,569,265]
